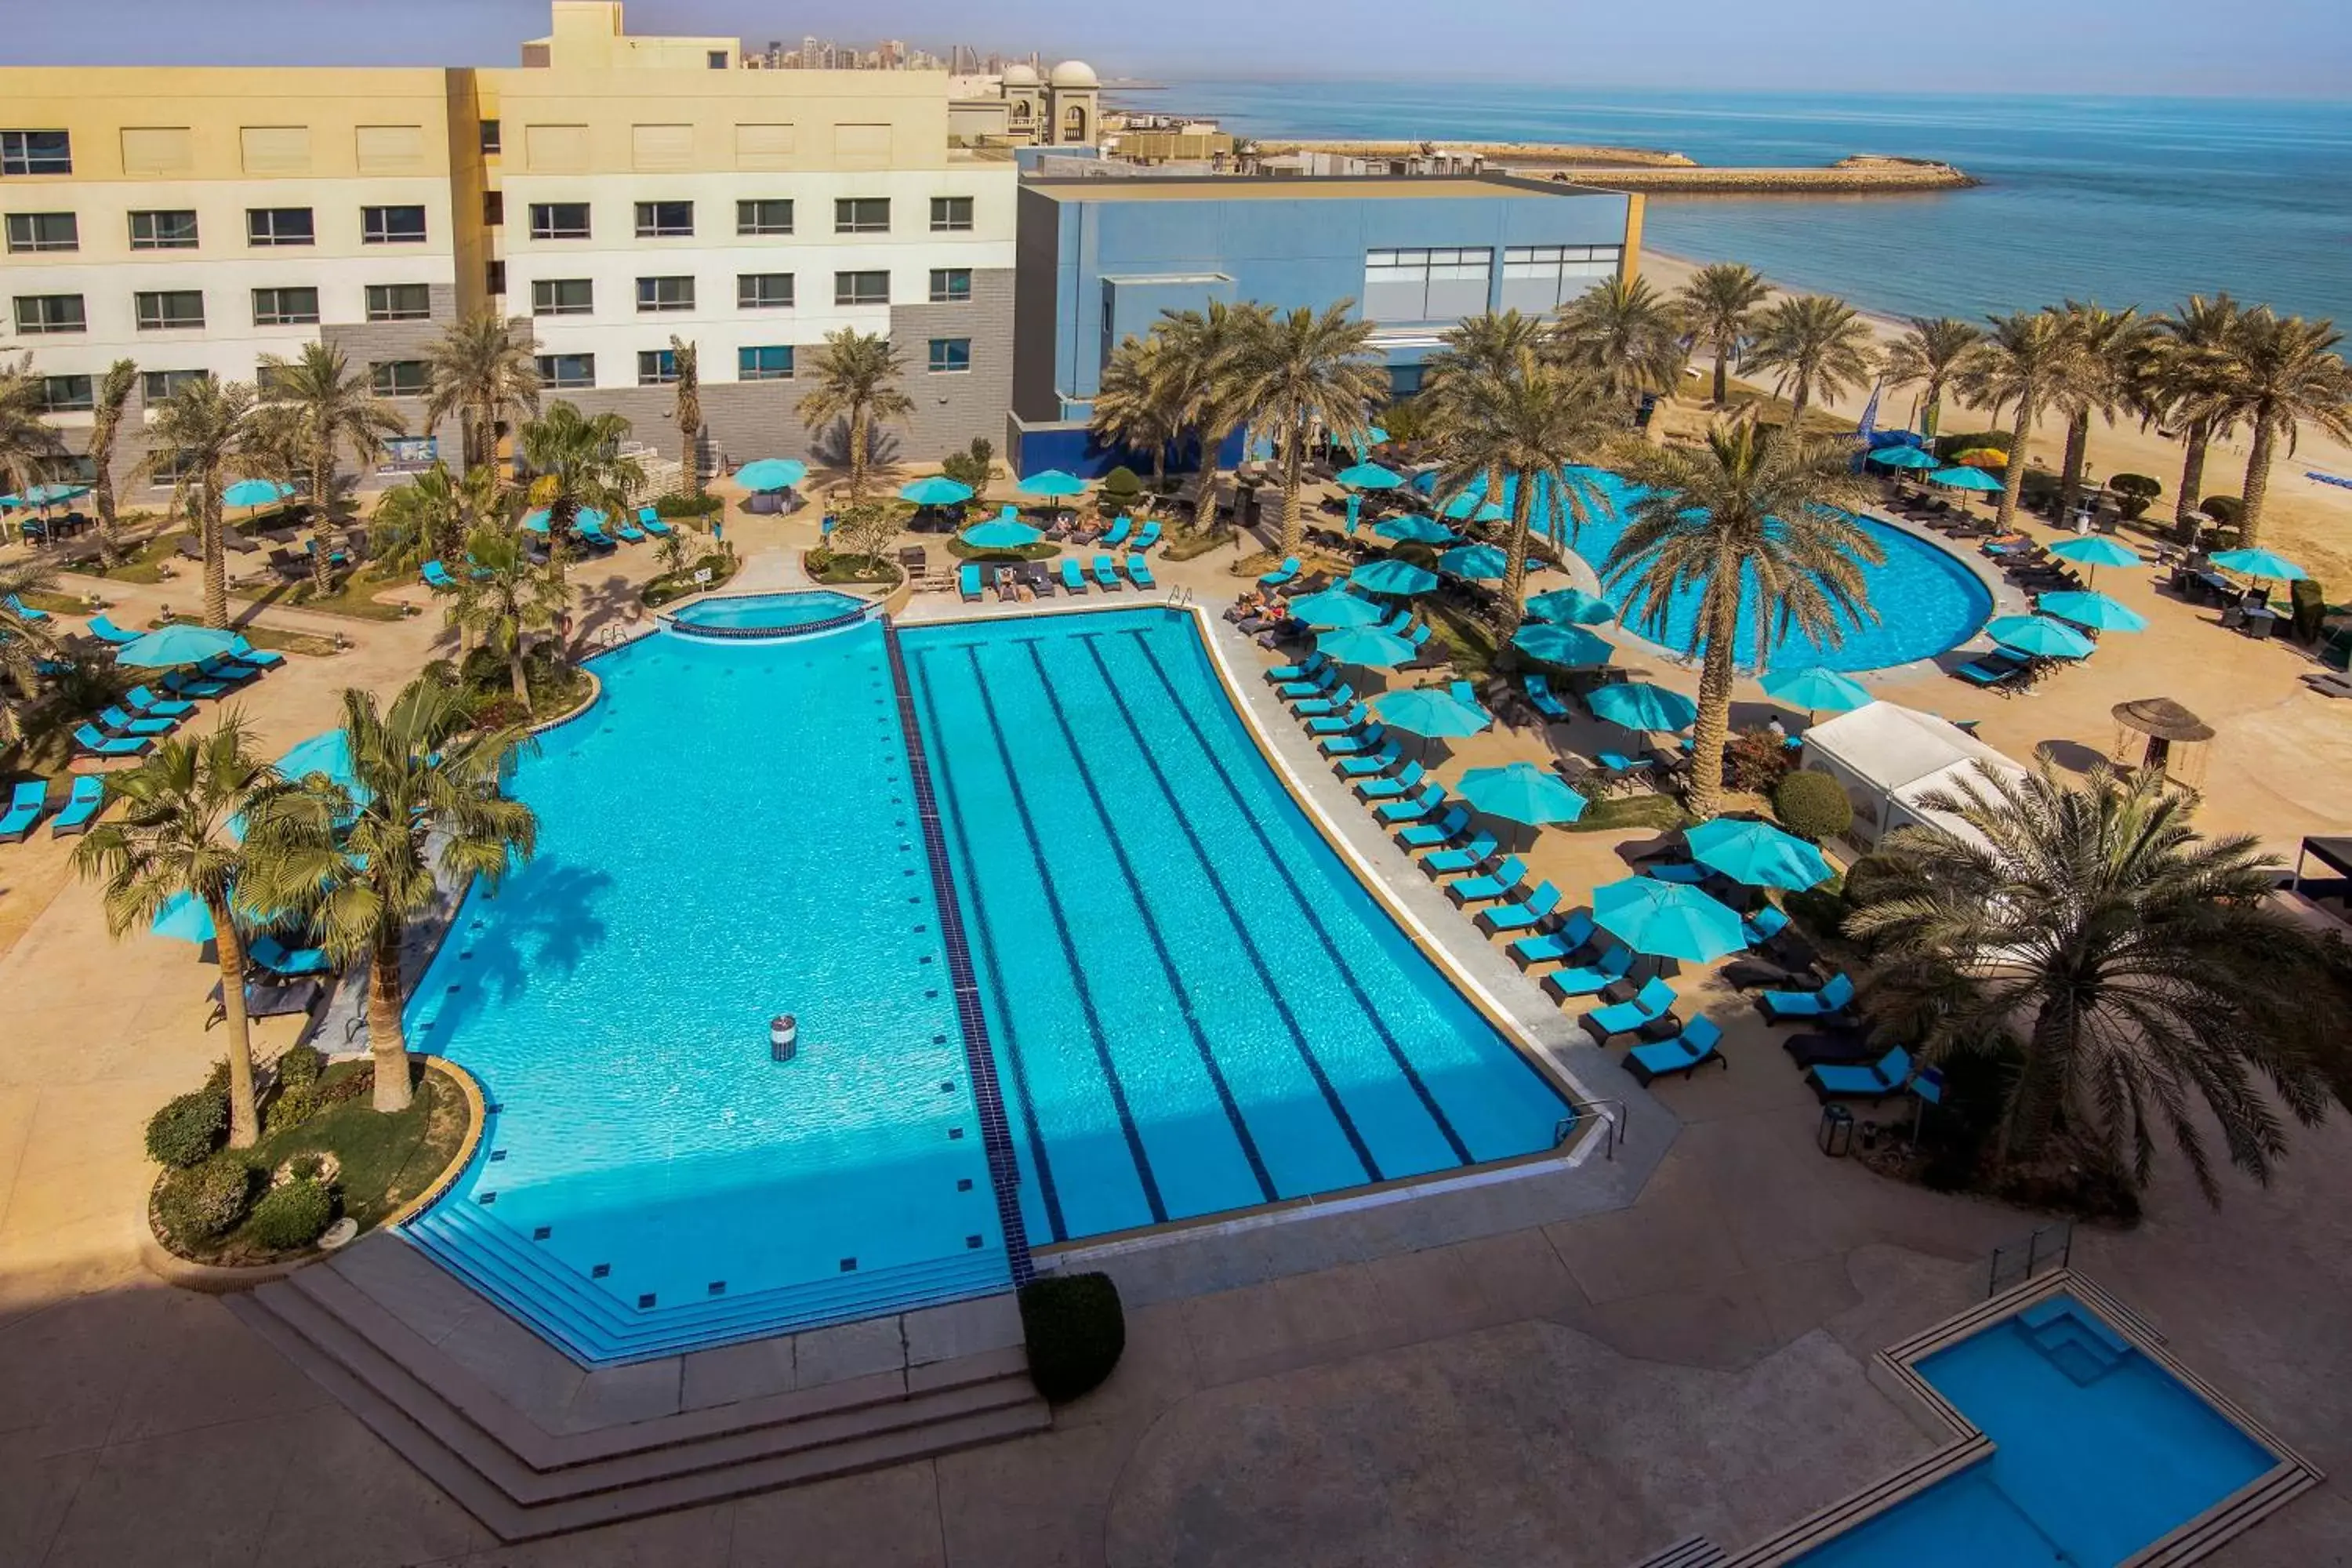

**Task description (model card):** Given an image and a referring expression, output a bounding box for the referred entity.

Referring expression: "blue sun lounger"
[1334,740,1405,781]
[1268,651,1329,686]
[1059,557,1087,593]
[98,704,176,738]
[87,615,143,646]
[1759,971,1856,1024]
[1101,515,1134,548]
[1742,904,1791,946]
[223,637,285,670]
[638,508,675,538]
[1258,556,1300,589]
[1091,554,1123,590]
[74,723,151,758]
[1353,760,1425,802]
[574,517,617,550]
[1955,649,2031,689]
[1307,702,1368,737]
[959,564,984,603]
[1523,673,1572,721]
[614,513,647,542]
[248,933,334,978]
[5,593,49,622]
[1628,1016,1728,1084]
[1396,804,1471,852]
[1319,723,1387,757]
[1424,831,1500,877]
[1124,554,1156,590]
[0,781,46,843]
[125,685,196,719]
[1642,861,1708,884]
[1291,684,1356,718]
[1541,946,1633,1001]
[1277,663,1339,699]
[48,775,106,837]
[1131,520,1163,554]
[420,560,459,590]
[162,670,231,701]
[1582,975,1678,1044]
[1479,880,1563,935]
[1806,1045,1914,1102]
[1373,782,1447,826]
[1512,910,1599,970]
[1446,855,1528,908]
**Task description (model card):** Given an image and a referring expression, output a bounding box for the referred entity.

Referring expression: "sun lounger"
[1132,520,1163,554]
[1353,760,1425,802]
[1334,740,1406,781]
[420,560,459,590]
[1291,684,1357,718]
[1640,861,1708,884]
[122,686,196,720]
[1091,554,1123,590]
[0,781,46,843]
[1276,665,1339,699]
[574,518,616,550]
[206,976,325,1027]
[1954,649,2030,689]
[1523,673,1572,721]
[1319,723,1388,757]
[1541,945,1633,1000]
[1446,855,1529,908]
[1268,651,1330,685]
[1595,751,1654,776]
[957,564,984,603]
[1424,831,1500,877]
[5,593,50,622]
[47,775,105,837]
[1759,971,1856,1024]
[194,656,259,686]
[1395,804,1470,852]
[1512,911,1599,970]
[87,615,142,646]
[223,637,285,670]
[1101,516,1134,548]
[1307,702,1369,735]
[73,723,151,758]
[1627,1016,1728,1084]
[1258,556,1301,589]
[1806,1046,1915,1102]
[1783,1029,1882,1068]
[98,704,176,738]
[1742,904,1790,946]
[247,933,334,978]
[1125,555,1156,590]
[1478,880,1563,935]
[1582,975,1679,1044]
[1058,557,1087,594]
[1373,782,1448,826]
[162,670,230,701]
[639,509,675,538]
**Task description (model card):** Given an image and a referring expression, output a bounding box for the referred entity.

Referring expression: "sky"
[9,0,2350,96]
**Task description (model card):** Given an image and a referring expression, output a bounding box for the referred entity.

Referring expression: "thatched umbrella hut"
[2111,697,2215,789]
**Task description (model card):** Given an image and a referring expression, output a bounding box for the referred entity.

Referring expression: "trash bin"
[1817,1103,1854,1157]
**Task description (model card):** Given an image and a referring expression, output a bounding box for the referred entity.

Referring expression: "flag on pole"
[1855,377,1885,445]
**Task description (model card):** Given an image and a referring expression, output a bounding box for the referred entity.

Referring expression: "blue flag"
[1855,377,1885,445]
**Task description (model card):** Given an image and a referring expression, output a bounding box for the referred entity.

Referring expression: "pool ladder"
[1167,584,1195,608]
[1555,1096,1626,1160]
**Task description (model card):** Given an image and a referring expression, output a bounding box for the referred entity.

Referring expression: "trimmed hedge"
[652,490,724,518]
[278,1044,324,1091]
[146,1090,228,1170]
[2198,495,2242,525]
[1774,769,1854,844]
[156,1159,253,1245]
[248,1178,337,1250]
[1018,1272,1126,1403]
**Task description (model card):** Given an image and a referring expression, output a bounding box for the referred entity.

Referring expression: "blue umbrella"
[901,475,975,507]
[1929,466,2007,493]
[1337,462,1403,491]
[521,509,550,533]
[1438,492,1509,524]
[1589,681,1699,732]
[114,624,241,668]
[2,481,91,508]
[2209,546,2307,583]
[1348,559,1439,597]
[1457,762,1588,826]
[1018,469,1087,499]
[223,478,296,510]
[1345,493,1364,534]
[1525,586,1617,626]
[1371,686,1492,739]
[522,506,603,534]
[1290,588,1385,629]
[1374,514,1457,546]
[960,518,1043,550]
[2038,590,2148,633]
[2046,535,2142,569]
[1687,818,1834,891]
[1592,878,1748,963]
[1438,543,1508,581]
[277,730,356,789]
[1761,666,1872,715]
[1987,614,2096,659]
[734,457,807,492]
[1512,622,1613,666]
[150,890,218,945]
[1316,626,1416,668]
[1867,445,1939,470]
[1363,426,1391,445]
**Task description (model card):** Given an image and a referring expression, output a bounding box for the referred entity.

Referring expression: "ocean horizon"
[1126,81,2352,328]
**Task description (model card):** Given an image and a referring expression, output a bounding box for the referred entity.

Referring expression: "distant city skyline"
[8,0,2349,97]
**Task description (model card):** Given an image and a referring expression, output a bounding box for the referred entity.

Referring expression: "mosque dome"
[1001,63,1040,87]
[1049,60,1099,89]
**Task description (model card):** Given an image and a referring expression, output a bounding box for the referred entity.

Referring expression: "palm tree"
[2190,309,2352,547]
[1606,423,1879,819]
[1090,332,1185,492]
[1229,303,1385,557]
[1744,294,1878,432]
[1157,299,1265,536]
[1422,309,1553,541]
[423,310,541,478]
[1551,274,1686,412]
[667,336,702,499]
[253,343,405,590]
[2147,295,2244,539]
[0,560,63,745]
[1846,758,2352,1201]
[445,524,570,708]
[242,681,537,1114]
[74,717,294,1146]
[517,402,644,554]
[2049,303,2151,528]
[1675,263,1771,407]
[1882,318,1984,440]
[372,459,503,568]
[142,377,258,628]
[796,329,913,503]
[84,360,140,568]
[1954,310,2081,532]
[0,358,65,520]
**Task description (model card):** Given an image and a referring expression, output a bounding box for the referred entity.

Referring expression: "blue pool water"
[669,589,868,633]
[1798,1295,2277,1566]
[904,609,1568,1243]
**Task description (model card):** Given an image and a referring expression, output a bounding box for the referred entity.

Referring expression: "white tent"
[1795,702,2027,849]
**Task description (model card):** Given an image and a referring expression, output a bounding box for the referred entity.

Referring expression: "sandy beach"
[1642,249,2352,589]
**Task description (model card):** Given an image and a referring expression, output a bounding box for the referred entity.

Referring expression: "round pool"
[1533,468,1992,673]
[667,590,870,637]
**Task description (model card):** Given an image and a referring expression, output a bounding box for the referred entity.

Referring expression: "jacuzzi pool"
[667,590,871,637]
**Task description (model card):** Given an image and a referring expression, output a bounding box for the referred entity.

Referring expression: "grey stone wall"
[1011,187,1065,423]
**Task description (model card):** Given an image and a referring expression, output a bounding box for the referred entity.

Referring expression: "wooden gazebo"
[2111,697,2215,789]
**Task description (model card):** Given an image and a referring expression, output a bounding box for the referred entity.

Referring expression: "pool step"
[1625,1534,1727,1568]
[226,1248,1051,1541]
[2017,1300,2130,1385]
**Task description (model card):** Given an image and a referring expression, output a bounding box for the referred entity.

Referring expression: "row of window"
[526,267,972,316]
[539,339,972,389]
[31,360,432,410]
[3,206,425,255]
[521,196,971,241]
[13,285,433,335]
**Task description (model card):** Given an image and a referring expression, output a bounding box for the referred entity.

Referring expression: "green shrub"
[248,1178,337,1251]
[1773,769,1854,844]
[277,1043,324,1091]
[1933,431,2009,462]
[652,490,724,518]
[146,1090,228,1169]
[1726,726,1798,793]
[2107,473,2161,520]
[940,437,994,504]
[1101,466,1142,511]
[156,1158,253,1244]
[2198,495,2241,525]
[289,1152,326,1181]
[1018,1272,1125,1403]
[265,1085,321,1134]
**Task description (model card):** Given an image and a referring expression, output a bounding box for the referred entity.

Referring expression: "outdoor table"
[2192,571,2234,604]
[2242,606,2281,639]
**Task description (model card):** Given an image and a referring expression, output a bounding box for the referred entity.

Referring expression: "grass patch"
[162,615,339,659]
[945,537,1059,562]
[641,553,741,608]
[240,568,412,623]
[15,588,91,615]
[1567,793,1691,833]
[807,550,902,586]
[64,534,178,585]
[1421,600,1500,679]
[1161,528,1235,563]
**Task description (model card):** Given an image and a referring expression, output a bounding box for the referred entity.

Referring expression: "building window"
[528,202,590,240]
[362,205,427,244]
[1362,246,1493,323]
[0,131,71,176]
[1498,244,1624,314]
[4,212,76,253]
[370,361,429,397]
[637,349,678,386]
[135,290,206,330]
[480,119,501,154]
[256,362,299,401]
[252,286,319,325]
[834,198,889,234]
[247,207,315,247]
[129,209,199,250]
[142,368,209,403]
[737,198,793,235]
[929,196,974,233]
[835,270,889,307]
[739,345,794,381]
[706,49,728,69]
[737,273,794,310]
[482,191,504,225]
[636,275,695,313]
[38,375,93,413]
[532,278,593,316]
[365,283,432,321]
[927,337,971,374]
[634,200,693,238]
[536,353,594,390]
[928,267,972,303]
[16,294,84,335]
[485,260,506,295]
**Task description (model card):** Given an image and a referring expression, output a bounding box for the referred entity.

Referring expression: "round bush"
[1018,1272,1126,1403]
[146,1090,228,1170]
[277,1043,324,1091]
[156,1159,253,1245]
[248,1178,336,1251]
[1774,769,1855,844]
[265,1084,322,1135]
[2198,495,2241,525]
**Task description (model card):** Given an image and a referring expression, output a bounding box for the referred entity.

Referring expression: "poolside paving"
[1,492,2347,1566]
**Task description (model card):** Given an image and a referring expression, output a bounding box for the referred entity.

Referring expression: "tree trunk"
[848,405,869,503]
[368,921,415,1112]
[2056,410,2090,526]
[1922,383,1944,441]
[1189,433,1223,538]
[93,452,122,568]
[510,639,531,707]
[2174,417,2212,542]
[210,905,262,1147]
[1996,401,2033,532]
[681,423,700,499]
[1276,423,1306,558]
[1786,381,1811,434]
[1685,594,1739,821]
[2238,416,2277,547]
[201,495,229,628]
[1711,336,1730,407]
[1500,466,1535,634]
[308,453,336,593]
[1996,996,2075,1173]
